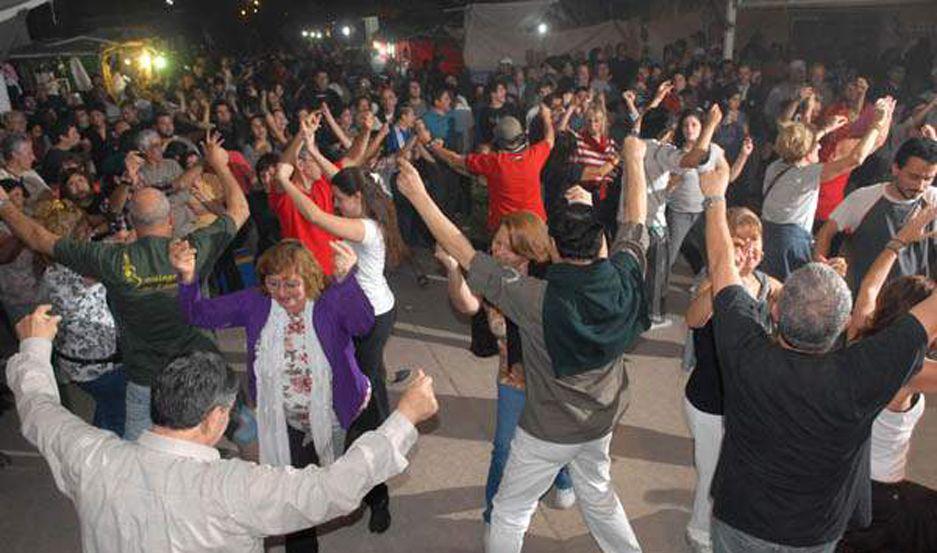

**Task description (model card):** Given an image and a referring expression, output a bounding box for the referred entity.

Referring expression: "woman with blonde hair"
[682,207,782,553]
[172,238,373,553]
[436,210,577,532]
[759,97,895,280]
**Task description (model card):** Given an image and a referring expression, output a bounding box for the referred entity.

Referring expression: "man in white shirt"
[6,305,439,553]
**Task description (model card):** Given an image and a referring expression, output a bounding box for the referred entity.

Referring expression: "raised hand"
[330,240,358,281]
[169,239,197,284]
[396,157,427,198]
[203,131,229,169]
[825,114,850,133]
[564,185,593,207]
[654,80,674,102]
[434,244,459,272]
[896,204,937,245]
[414,119,433,145]
[700,156,731,197]
[622,90,637,105]
[706,102,723,128]
[15,305,61,341]
[396,369,439,425]
[741,136,754,157]
[539,103,552,121]
[275,162,295,183]
[873,96,897,126]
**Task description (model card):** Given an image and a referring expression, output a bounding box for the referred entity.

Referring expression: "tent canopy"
[0,0,48,23]
[8,35,115,59]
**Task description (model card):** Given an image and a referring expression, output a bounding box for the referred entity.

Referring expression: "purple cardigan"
[177,272,375,430]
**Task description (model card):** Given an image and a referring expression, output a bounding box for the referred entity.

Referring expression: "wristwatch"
[703,195,726,210]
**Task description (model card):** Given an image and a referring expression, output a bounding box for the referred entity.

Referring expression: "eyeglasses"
[265,277,304,292]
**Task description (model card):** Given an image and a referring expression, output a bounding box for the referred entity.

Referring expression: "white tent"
[0,0,50,57]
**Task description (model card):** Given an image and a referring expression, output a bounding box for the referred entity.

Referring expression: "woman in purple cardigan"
[170,237,374,553]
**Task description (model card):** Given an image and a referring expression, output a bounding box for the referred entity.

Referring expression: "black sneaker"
[368,500,391,533]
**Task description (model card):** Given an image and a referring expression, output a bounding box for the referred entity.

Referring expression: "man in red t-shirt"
[419,104,554,231]
[267,151,339,274]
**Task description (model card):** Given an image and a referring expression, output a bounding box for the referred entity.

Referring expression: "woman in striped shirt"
[563,105,621,231]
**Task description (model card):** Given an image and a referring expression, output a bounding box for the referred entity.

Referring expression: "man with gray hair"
[6,305,438,552]
[698,157,937,552]
[0,132,249,441]
[0,132,52,209]
[131,128,202,238]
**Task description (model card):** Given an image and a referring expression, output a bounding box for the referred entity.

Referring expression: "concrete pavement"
[2,260,936,553]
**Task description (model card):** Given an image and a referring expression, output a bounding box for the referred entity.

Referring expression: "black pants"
[286,425,319,553]
[838,479,937,552]
[346,307,396,508]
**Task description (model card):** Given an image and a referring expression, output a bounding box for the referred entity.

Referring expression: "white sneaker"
[650,316,673,330]
[553,487,576,510]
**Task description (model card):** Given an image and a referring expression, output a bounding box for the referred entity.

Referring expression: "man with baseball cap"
[417,105,554,232]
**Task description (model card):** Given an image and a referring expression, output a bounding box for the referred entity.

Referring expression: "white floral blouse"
[40,264,119,382]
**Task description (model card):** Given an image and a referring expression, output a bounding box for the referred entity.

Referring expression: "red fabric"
[570,131,618,199]
[226,150,255,195]
[268,176,336,275]
[466,141,550,231]
[815,103,875,221]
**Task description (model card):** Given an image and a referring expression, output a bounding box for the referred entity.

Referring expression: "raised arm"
[435,245,482,315]
[343,112,374,167]
[681,103,723,168]
[231,372,436,537]
[274,163,366,242]
[298,113,341,179]
[170,239,249,329]
[819,97,894,183]
[321,103,353,150]
[0,186,60,257]
[620,136,648,228]
[204,131,250,229]
[701,156,739,295]
[417,120,467,173]
[849,205,937,339]
[729,137,753,183]
[396,158,475,269]
[540,104,555,148]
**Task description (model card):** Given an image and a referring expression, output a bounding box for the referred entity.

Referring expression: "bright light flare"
[537,22,548,35]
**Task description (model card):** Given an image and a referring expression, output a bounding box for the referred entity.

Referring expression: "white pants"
[684,397,725,550]
[488,427,642,553]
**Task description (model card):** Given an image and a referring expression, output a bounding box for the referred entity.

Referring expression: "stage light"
[302,30,309,37]
[537,22,548,35]
[154,55,168,70]
[138,52,152,69]
[341,25,351,37]
[165,0,174,6]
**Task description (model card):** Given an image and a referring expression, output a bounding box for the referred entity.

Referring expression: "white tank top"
[870,394,925,483]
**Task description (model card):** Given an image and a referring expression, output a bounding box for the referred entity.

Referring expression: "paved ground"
[2,256,936,553]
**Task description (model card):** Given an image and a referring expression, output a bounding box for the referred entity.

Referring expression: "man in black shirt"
[699,157,937,552]
[475,80,524,148]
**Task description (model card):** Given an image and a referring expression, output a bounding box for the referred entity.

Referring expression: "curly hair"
[255,239,328,300]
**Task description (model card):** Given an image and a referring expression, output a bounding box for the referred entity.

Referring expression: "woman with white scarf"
[172,238,374,553]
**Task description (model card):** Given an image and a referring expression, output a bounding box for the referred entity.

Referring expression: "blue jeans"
[761,221,813,281]
[123,381,152,441]
[484,384,572,523]
[76,367,127,436]
[711,518,836,553]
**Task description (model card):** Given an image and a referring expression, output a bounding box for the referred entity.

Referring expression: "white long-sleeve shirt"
[6,338,418,553]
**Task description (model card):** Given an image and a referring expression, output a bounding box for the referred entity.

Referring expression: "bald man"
[0,133,250,440]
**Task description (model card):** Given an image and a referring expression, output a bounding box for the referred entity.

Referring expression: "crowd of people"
[1,29,937,553]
